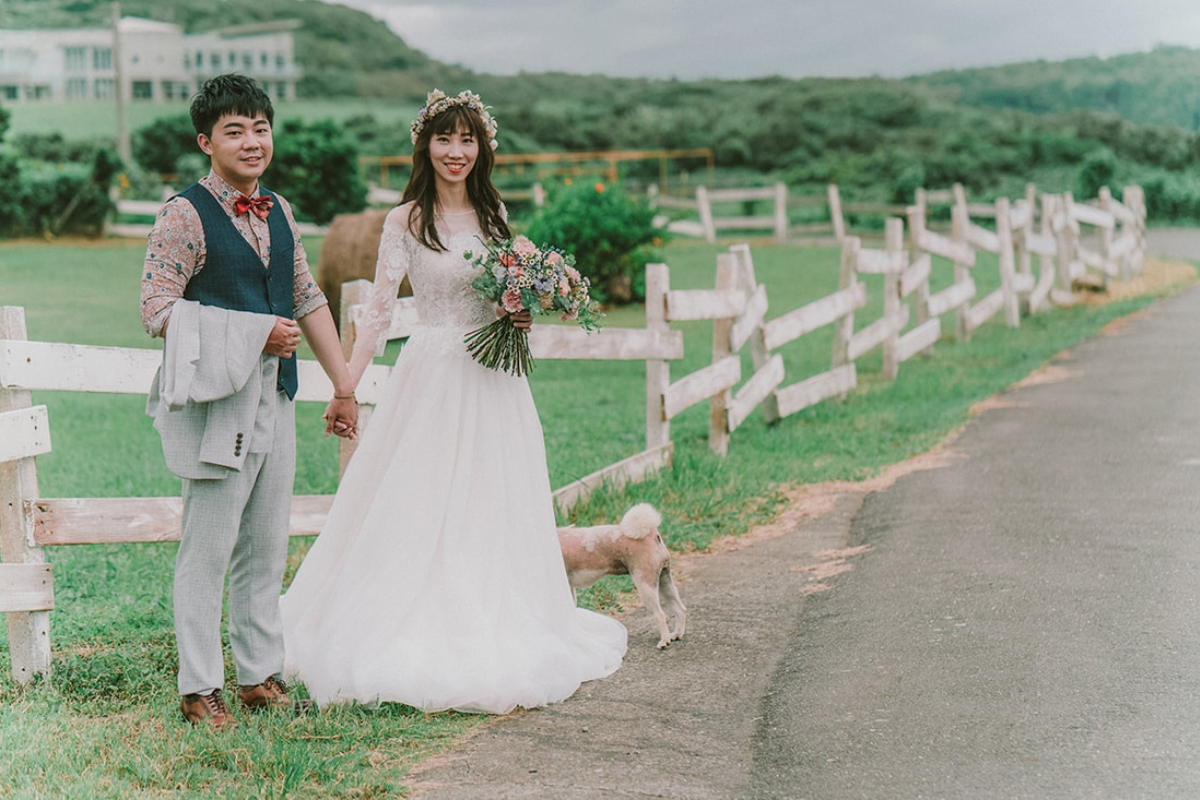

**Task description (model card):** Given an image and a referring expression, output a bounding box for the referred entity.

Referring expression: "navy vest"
[180,183,298,400]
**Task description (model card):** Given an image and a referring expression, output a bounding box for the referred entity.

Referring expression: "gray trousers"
[174,394,295,696]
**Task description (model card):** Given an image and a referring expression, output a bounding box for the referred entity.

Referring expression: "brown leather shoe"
[237,675,294,712]
[181,689,239,730]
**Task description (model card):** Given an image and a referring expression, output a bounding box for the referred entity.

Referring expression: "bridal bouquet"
[464,235,602,376]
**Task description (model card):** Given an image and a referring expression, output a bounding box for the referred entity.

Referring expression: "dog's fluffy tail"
[619,503,661,539]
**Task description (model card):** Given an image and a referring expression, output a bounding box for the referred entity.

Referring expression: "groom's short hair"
[190,73,275,137]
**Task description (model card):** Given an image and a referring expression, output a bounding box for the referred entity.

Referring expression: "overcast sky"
[333,0,1200,80]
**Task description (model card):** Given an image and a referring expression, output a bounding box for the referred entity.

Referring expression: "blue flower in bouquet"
[463,235,602,375]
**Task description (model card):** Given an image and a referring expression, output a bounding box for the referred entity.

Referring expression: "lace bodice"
[349,205,496,385]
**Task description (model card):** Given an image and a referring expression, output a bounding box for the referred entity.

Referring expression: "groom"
[141,73,358,729]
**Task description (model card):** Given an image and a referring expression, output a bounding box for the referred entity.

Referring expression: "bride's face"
[428,126,479,189]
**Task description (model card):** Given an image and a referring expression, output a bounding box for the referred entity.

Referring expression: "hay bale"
[317,209,412,327]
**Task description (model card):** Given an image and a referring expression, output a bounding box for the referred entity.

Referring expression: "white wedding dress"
[280,205,626,713]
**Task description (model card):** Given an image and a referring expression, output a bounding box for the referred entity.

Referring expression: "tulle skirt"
[280,325,626,713]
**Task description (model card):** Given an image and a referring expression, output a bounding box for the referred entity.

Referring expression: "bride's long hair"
[402,104,510,251]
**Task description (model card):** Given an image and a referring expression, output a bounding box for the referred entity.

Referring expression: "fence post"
[950,201,971,342]
[773,182,789,242]
[696,185,716,243]
[905,203,935,356]
[995,196,1020,328]
[882,219,904,381]
[0,307,53,685]
[831,236,859,371]
[645,263,671,452]
[828,184,845,242]
[730,244,779,425]
[1055,193,1076,294]
[708,254,737,455]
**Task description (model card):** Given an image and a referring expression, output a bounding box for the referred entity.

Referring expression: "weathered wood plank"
[0,341,159,394]
[0,405,50,464]
[1011,273,1036,294]
[0,563,53,613]
[965,288,1006,331]
[705,187,778,203]
[529,326,684,361]
[666,289,748,322]
[712,215,776,231]
[1008,202,1033,229]
[1024,231,1057,256]
[1071,202,1115,229]
[915,229,976,265]
[552,443,674,514]
[966,223,1000,253]
[729,284,768,353]
[761,283,867,351]
[855,247,908,274]
[1050,288,1077,307]
[847,307,910,362]
[662,355,741,420]
[775,364,857,418]
[895,318,941,363]
[926,278,976,317]
[31,495,337,546]
[840,202,908,216]
[899,253,932,298]
[727,354,784,432]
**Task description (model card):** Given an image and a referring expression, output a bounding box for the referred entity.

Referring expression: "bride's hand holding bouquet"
[464,235,601,376]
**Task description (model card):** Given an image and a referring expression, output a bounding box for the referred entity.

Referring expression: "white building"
[0,17,302,104]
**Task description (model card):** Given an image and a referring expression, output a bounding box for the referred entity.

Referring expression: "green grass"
[0,230,1193,798]
[5,99,421,144]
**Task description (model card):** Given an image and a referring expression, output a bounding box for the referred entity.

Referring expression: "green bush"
[267,118,367,224]
[524,181,663,305]
[132,113,196,176]
[11,152,115,237]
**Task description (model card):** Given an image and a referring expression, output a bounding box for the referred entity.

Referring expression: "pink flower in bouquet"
[547,251,563,266]
[512,236,538,257]
[559,278,570,296]
[499,253,516,268]
[501,287,523,313]
[565,265,581,282]
[560,309,579,321]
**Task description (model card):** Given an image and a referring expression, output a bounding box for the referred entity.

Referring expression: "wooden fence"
[1,181,1150,685]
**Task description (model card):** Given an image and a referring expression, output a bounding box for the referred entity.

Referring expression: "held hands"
[265,317,302,358]
[323,395,358,440]
[497,307,533,332]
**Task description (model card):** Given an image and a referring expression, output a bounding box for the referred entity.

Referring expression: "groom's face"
[197,112,273,195]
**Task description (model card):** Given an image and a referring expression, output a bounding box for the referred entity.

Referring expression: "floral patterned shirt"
[139,170,326,337]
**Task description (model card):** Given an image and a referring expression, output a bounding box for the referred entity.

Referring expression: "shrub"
[524,181,663,304]
[12,150,116,237]
[267,118,367,224]
[132,113,197,177]
[1075,148,1118,201]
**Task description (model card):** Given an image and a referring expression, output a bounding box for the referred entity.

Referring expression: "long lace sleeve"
[347,205,413,388]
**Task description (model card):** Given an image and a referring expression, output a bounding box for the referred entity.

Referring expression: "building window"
[66,77,88,98]
[276,83,287,100]
[132,80,153,100]
[242,52,253,70]
[93,47,112,70]
[94,78,114,99]
[261,52,268,68]
[195,51,203,70]
[2,85,19,101]
[64,46,87,72]
[210,53,220,69]
[183,53,190,69]
[276,53,285,70]
[228,51,236,67]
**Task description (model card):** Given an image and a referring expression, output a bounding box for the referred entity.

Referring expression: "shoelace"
[203,689,231,716]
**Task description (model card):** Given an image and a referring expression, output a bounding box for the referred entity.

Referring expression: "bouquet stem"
[464,318,533,376]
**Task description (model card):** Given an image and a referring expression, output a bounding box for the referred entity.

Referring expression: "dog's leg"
[631,570,673,649]
[659,564,686,642]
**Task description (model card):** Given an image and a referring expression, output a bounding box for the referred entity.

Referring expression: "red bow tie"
[234,193,274,220]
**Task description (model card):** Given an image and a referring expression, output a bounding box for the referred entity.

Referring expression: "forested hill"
[906,45,1200,130]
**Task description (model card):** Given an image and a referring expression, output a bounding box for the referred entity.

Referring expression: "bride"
[279,90,627,714]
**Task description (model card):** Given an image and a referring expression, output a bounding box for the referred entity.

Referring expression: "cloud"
[333,0,1200,80]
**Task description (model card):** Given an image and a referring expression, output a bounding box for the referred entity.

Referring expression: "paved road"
[411,235,1200,799]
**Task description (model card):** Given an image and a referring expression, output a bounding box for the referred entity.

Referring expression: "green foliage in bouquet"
[525,181,664,305]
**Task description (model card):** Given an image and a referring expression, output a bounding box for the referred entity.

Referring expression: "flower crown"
[410,89,499,150]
